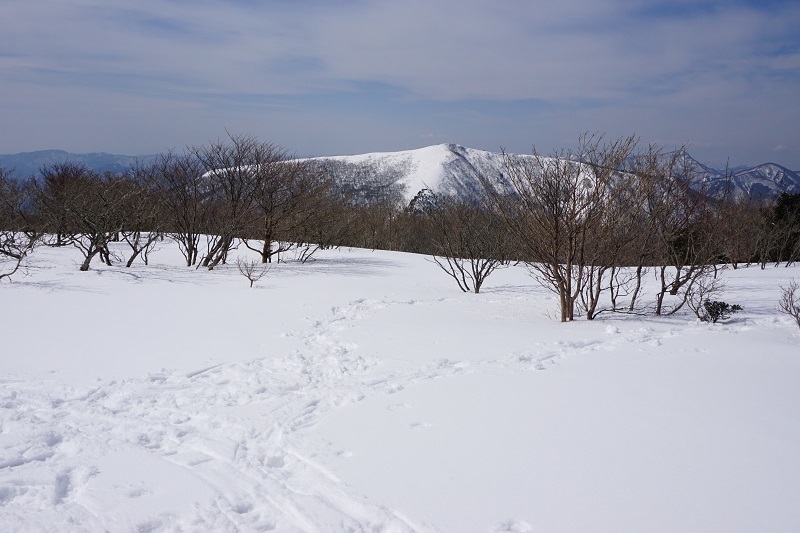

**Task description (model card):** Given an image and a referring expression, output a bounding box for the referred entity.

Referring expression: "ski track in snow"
[0,295,773,532]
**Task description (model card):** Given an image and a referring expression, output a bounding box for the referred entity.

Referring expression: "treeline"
[1,133,799,322]
[0,134,419,276]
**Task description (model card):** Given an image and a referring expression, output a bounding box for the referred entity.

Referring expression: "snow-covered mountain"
[312,144,800,203]
[689,158,800,200]
[3,145,799,202]
[312,143,508,203]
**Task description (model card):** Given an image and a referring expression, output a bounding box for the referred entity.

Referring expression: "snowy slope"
[318,143,509,203]
[314,145,800,203]
[690,159,800,200]
[1,241,799,532]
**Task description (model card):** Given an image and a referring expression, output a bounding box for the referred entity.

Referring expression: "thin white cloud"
[0,0,798,167]
[5,0,794,100]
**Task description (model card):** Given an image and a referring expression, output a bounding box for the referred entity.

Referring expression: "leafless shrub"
[686,274,726,321]
[236,256,269,288]
[426,196,510,294]
[779,279,800,329]
[292,243,323,263]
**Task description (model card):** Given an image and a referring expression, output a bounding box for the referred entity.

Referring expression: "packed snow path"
[1,245,799,532]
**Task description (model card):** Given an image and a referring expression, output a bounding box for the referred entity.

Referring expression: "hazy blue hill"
[0,150,157,178]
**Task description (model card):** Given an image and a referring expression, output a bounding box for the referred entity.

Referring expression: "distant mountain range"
[2,146,799,201]
[688,157,800,200]
[0,150,157,178]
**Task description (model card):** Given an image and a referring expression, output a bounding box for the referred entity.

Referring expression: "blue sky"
[1,0,799,168]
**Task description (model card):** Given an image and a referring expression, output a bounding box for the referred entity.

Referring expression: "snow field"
[1,242,799,532]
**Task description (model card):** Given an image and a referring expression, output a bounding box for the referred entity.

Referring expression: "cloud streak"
[1,0,798,167]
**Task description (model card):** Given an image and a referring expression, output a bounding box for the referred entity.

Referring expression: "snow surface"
[2,242,799,532]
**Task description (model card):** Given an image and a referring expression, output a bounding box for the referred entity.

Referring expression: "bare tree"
[645,150,724,316]
[426,195,510,293]
[243,154,333,264]
[154,152,208,267]
[241,145,294,263]
[0,169,40,281]
[779,279,800,329]
[483,134,637,321]
[190,134,263,269]
[771,193,800,266]
[574,137,649,319]
[35,162,87,247]
[716,197,766,269]
[34,164,130,271]
[293,192,356,262]
[600,145,680,314]
[116,163,166,267]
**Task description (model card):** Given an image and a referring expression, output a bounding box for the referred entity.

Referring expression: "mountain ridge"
[2,145,799,201]
[0,150,156,178]
[315,143,800,202]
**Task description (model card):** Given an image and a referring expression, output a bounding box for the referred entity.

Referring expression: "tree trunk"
[80,249,100,271]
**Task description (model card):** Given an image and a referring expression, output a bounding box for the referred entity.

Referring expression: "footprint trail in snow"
[0,295,755,532]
